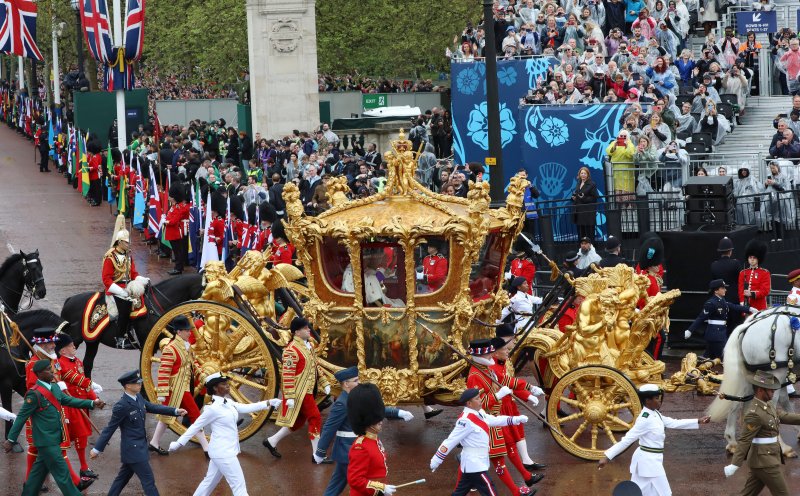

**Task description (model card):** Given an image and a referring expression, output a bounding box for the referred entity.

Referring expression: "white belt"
[461,447,485,455]
[708,320,727,325]
[752,437,778,444]
[336,431,357,438]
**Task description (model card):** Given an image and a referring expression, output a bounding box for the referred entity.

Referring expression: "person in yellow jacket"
[606,130,636,203]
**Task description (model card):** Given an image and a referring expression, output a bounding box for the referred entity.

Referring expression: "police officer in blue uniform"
[710,236,743,335]
[313,366,413,496]
[91,370,187,496]
[684,279,756,360]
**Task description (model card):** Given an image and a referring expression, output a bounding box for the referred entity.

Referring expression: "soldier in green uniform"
[724,370,800,496]
[2,359,105,496]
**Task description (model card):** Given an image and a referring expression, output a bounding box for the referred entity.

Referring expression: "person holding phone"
[606,131,636,203]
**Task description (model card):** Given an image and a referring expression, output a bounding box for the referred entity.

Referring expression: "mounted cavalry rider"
[102,216,150,349]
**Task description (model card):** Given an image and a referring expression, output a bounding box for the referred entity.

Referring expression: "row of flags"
[0,0,146,90]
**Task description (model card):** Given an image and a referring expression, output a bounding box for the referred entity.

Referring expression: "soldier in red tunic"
[255,202,277,251]
[467,339,537,495]
[635,237,667,359]
[25,328,94,492]
[269,219,295,266]
[490,325,547,476]
[506,236,537,294]
[738,239,770,311]
[103,225,149,349]
[416,239,448,293]
[148,315,209,455]
[56,334,102,479]
[263,317,328,458]
[87,146,103,206]
[347,383,397,496]
[163,184,190,275]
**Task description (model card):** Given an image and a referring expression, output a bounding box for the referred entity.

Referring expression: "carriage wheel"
[140,301,279,442]
[546,365,641,460]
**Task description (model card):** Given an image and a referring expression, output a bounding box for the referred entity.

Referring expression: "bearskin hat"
[229,195,245,221]
[347,383,386,436]
[246,204,258,226]
[512,234,535,258]
[744,239,767,264]
[168,184,185,203]
[211,191,227,217]
[637,234,663,269]
[259,202,277,224]
[271,219,287,241]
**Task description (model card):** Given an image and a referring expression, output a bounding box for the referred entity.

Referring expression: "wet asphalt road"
[2,123,800,495]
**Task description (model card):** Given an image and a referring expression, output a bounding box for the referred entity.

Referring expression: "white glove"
[529,385,544,396]
[313,453,325,464]
[168,441,182,452]
[788,384,796,395]
[160,214,167,224]
[286,399,295,409]
[505,271,512,280]
[91,382,103,394]
[724,464,738,477]
[749,307,758,314]
[430,455,443,471]
[384,485,397,495]
[324,385,331,395]
[512,415,529,425]
[268,398,282,408]
[57,381,68,391]
[416,271,424,281]
[398,410,414,422]
[157,397,166,403]
[527,396,540,407]
[496,386,513,399]
[108,283,128,298]
[684,330,692,340]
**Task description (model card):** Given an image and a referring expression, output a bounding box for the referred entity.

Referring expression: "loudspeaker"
[685,209,736,225]
[686,197,735,212]
[683,176,733,196]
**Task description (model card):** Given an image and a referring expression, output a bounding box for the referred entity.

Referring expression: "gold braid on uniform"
[103,248,131,281]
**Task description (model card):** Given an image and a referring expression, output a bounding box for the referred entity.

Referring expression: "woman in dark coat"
[571,166,599,241]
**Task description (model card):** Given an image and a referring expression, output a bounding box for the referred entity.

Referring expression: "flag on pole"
[118,175,128,215]
[132,156,145,228]
[123,0,145,61]
[79,132,90,197]
[199,190,219,270]
[221,196,233,271]
[79,0,113,63]
[147,164,160,237]
[0,0,44,60]
[187,180,201,267]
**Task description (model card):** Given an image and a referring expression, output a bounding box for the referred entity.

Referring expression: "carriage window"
[360,242,406,307]
[469,231,505,301]
[415,237,450,295]
[320,237,353,294]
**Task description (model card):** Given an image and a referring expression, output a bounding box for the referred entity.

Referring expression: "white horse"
[708,306,800,456]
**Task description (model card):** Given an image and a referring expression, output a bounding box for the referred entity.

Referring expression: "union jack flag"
[80,0,113,63]
[0,0,43,60]
[123,0,145,61]
[147,164,160,237]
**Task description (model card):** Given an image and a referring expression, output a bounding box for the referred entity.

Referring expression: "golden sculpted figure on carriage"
[136,128,718,460]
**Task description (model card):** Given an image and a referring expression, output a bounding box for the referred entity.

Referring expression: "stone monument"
[246,0,320,137]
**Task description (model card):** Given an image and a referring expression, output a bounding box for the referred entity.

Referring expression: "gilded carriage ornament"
[282,130,528,404]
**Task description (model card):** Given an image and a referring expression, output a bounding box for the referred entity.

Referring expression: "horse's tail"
[708,321,751,422]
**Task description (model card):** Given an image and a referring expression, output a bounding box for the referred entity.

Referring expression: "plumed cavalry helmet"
[347,383,386,436]
[114,229,131,244]
[110,214,130,247]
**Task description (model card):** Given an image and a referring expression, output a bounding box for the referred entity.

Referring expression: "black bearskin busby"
[259,202,277,225]
[168,183,185,203]
[744,239,767,265]
[271,219,287,241]
[637,233,663,269]
[347,383,386,436]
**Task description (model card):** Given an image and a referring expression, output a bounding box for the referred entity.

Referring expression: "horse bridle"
[0,254,45,313]
[739,306,800,385]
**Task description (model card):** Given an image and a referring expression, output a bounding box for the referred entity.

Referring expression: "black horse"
[60,274,204,378]
[0,309,64,440]
[0,251,47,316]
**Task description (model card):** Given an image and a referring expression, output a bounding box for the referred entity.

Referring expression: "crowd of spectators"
[317,74,447,93]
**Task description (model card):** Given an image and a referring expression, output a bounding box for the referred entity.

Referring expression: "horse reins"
[739,307,800,386]
[0,256,43,313]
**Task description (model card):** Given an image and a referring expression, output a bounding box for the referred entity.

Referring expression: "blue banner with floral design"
[519,104,629,240]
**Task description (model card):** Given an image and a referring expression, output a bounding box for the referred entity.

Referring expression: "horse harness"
[0,255,43,314]
[740,306,800,385]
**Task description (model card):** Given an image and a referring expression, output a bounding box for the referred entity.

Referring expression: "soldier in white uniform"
[430,388,532,496]
[598,384,711,496]
[169,373,282,496]
[499,277,543,332]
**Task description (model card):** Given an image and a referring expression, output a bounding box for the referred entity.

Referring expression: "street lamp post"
[70,0,85,74]
[481,0,504,204]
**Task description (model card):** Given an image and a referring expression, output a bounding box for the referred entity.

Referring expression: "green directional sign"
[363,93,388,109]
